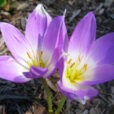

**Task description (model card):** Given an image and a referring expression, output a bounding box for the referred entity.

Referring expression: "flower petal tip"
[87,11,94,16]
[35,4,47,17]
[0,22,11,29]
[0,22,5,27]
[63,9,67,17]
[87,11,95,19]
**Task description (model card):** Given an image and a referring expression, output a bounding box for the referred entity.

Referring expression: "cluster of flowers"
[0,4,114,103]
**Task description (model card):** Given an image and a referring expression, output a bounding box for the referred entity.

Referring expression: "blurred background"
[0,0,114,114]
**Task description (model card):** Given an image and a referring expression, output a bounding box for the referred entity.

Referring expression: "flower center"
[26,50,45,68]
[66,56,87,84]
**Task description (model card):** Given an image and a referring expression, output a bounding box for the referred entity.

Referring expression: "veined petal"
[25,4,52,49]
[23,67,48,79]
[89,33,114,64]
[75,85,98,100]
[63,33,69,52]
[0,56,30,83]
[58,81,78,100]
[43,17,67,78]
[43,48,61,78]
[30,66,48,78]
[58,81,98,102]
[0,22,29,61]
[62,11,69,52]
[68,12,96,55]
[58,58,65,82]
[81,64,114,85]
[42,16,64,65]
[57,18,68,52]
[35,4,52,24]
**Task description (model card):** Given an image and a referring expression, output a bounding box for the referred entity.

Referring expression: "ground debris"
[17,2,29,10]
[26,104,47,114]
[69,9,81,22]
[46,79,57,92]
[0,105,5,114]
[0,0,114,113]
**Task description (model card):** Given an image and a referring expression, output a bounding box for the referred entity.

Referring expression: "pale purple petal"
[43,20,67,77]
[0,22,29,60]
[68,12,96,54]
[75,86,98,100]
[58,81,78,100]
[89,33,114,64]
[63,33,69,52]
[57,58,65,83]
[25,4,52,49]
[43,48,61,78]
[82,64,114,85]
[42,16,64,65]
[58,81,98,100]
[42,17,67,78]
[38,35,43,52]
[100,46,114,64]
[63,15,69,52]
[35,4,52,25]
[57,19,68,52]
[0,56,30,83]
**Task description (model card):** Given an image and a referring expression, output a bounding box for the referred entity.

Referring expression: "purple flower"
[57,12,114,104]
[0,4,66,83]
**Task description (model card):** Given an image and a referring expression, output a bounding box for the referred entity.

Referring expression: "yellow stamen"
[76,77,83,81]
[37,51,39,57]
[72,69,78,79]
[26,50,45,68]
[68,59,72,64]
[27,61,31,68]
[34,61,38,66]
[40,60,45,67]
[78,56,81,62]
[70,62,75,68]
[40,51,43,57]
[27,52,31,59]
[84,64,87,71]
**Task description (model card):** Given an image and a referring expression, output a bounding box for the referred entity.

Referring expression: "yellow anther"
[76,77,83,81]
[40,51,43,57]
[84,64,87,70]
[27,52,31,59]
[70,62,75,68]
[27,61,31,68]
[37,51,39,57]
[68,59,72,64]
[78,56,81,62]
[72,69,78,79]
[34,60,38,66]
[26,50,45,68]
[40,60,45,67]
[37,50,40,64]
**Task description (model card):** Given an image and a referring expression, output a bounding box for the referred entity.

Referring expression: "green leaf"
[0,0,7,7]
